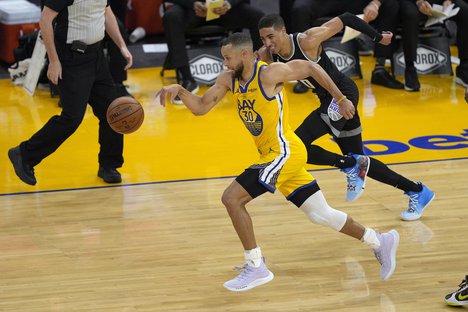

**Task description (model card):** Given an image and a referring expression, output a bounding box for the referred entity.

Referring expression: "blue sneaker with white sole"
[341,154,370,202]
[400,183,434,221]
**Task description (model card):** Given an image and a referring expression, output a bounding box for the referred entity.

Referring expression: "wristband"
[337,96,347,104]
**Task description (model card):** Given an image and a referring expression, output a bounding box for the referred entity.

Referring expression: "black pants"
[295,109,365,157]
[110,0,127,23]
[295,105,420,193]
[400,0,468,79]
[279,0,295,31]
[290,0,400,58]
[162,3,264,69]
[20,44,123,169]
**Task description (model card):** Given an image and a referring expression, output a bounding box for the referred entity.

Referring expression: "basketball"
[106,96,144,134]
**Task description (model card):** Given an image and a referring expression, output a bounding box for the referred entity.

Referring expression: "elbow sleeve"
[338,12,383,43]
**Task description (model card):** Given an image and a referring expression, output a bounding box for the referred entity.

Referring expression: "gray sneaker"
[223,258,274,292]
[374,230,399,281]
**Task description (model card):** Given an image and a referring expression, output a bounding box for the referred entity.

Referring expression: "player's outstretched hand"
[339,98,355,120]
[155,84,182,107]
[379,32,393,46]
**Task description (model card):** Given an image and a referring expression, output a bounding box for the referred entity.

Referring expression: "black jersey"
[273,33,361,135]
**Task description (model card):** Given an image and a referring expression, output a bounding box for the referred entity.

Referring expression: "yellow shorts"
[250,137,316,198]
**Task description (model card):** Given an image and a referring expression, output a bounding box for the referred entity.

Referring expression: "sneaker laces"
[344,167,357,191]
[232,263,255,281]
[374,249,385,266]
[457,278,468,292]
[373,234,386,266]
[407,193,419,213]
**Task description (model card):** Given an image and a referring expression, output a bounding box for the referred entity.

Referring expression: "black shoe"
[98,167,122,183]
[8,146,36,185]
[455,69,468,88]
[174,80,199,105]
[293,81,309,94]
[404,67,420,91]
[455,66,468,88]
[371,68,404,89]
[455,76,468,88]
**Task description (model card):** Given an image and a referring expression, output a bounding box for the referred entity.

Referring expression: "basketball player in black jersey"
[257,14,434,221]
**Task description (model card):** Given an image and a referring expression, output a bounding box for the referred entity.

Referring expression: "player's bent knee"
[221,187,243,210]
[299,191,347,231]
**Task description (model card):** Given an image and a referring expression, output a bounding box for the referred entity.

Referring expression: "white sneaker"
[223,258,274,292]
[374,230,399,281]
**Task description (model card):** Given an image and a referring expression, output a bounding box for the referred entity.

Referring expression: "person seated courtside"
[399,0,468,91]
[162,0,264,104]
[287,0,405,92]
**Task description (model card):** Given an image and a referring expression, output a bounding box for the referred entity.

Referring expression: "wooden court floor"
[0,56,468,311]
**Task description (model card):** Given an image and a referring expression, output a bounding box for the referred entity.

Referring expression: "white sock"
[361,228,381,250]
[244,246,262,268]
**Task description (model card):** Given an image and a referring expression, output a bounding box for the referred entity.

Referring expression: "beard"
[233,63,244,80]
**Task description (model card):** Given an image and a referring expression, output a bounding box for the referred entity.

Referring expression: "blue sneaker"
[341,154,370,202]
[400,183,435,221]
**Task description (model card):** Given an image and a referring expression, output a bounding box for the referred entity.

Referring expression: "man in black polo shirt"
[8,0,132,185]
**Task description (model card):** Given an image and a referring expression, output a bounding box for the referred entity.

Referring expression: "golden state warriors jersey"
[232,60,313,193]
[232,60,294,155]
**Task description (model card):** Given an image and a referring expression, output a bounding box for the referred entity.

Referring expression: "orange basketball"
[106,96,144,134]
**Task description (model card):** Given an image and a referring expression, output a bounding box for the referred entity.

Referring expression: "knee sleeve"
[299,191,347,231]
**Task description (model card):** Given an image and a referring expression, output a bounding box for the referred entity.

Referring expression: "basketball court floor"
[0,55,467,311]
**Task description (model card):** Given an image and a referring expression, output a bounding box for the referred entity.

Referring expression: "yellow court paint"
[1,56,467,195]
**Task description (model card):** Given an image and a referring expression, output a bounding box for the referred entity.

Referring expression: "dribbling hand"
[155,84,182,107]
[338,98,355,120]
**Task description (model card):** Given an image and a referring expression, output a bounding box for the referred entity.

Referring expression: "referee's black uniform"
[8,0,127,185]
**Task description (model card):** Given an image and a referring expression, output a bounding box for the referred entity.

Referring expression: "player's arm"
[255,46,273,64]
[262,61,355,119]
[156,71,232,115]
[300,13,390,52]
[263,61,345,101]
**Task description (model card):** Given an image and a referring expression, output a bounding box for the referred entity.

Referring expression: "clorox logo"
[190,54,224,85]
[324,48,356,73]
[396,44,447,74]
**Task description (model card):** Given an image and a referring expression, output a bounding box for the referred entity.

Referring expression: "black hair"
[258,14,285,31]
[221,32,253,50]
